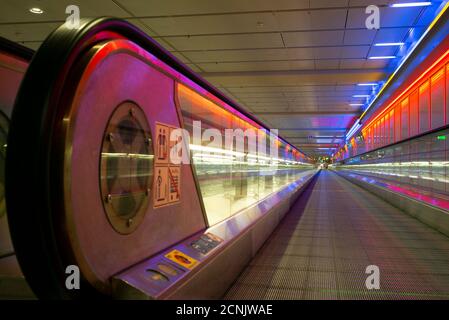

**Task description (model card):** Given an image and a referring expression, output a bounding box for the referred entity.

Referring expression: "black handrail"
[0,36,34,61]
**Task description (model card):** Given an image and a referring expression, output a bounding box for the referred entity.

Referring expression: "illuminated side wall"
[335,48,449,161]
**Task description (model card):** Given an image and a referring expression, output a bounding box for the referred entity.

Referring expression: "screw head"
[106,194,112,203]
[107,132,114,142]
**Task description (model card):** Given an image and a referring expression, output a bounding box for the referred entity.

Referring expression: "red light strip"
[363,48,449,132]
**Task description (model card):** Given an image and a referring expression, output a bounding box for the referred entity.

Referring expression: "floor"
[224,170,449,300]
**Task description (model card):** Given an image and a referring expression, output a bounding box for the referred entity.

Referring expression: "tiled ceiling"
[0,0,445,157]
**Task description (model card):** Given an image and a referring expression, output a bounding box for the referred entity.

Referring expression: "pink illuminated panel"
[419,81,431,133]
[431,68,445,129]
[401,98,409,140]
[410,90,419,137]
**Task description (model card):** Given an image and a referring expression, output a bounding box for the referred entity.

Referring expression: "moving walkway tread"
[224,170,449,300]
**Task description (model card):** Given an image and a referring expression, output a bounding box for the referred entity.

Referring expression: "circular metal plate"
[100,101,153,234]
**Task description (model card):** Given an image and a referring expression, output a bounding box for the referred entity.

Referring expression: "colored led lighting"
[357,83,378,86]
[364,47,449,130]
[368,56,396,59]
[353,95,371,98]
[391,2,432,8]
[349,103,364,106]
[374,42,405,46]
[342,1,449,149]
[437,135,447,140]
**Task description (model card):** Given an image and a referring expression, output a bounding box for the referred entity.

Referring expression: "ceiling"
[0,0,445,157]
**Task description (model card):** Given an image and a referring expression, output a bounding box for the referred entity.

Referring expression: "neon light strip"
[391,2,432,8]
[374,42,405,46]
[364,47,449,130]
[360,1,449,121]
[345,1,449,143]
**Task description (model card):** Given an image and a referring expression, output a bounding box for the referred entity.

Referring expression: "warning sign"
[153,122,182,208]
[154,166,168,207]
[165,249,198,270]
[155,123,169,164]
[191,232,224,255]
[168,166,181,203]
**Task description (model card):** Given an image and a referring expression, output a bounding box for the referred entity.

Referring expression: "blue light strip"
[345,1,449,144]
[390,2,432,8]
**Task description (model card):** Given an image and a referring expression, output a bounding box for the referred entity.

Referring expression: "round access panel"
[100,101,154,234]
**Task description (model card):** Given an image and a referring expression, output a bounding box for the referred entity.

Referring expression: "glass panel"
[431,68,445,129]
[389,109,394,143]
[335,128,449,202]
[374,122,379,149]
[380,117,385,147]
[401,98,409,140]
[395,103,401,142]
[419,80,430,133]
[385,114,390,145]
[367,127,372,151]
[176,83,313,226]
[410,90,419,137]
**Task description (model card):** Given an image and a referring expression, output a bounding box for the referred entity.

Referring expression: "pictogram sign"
[153,122,182,208]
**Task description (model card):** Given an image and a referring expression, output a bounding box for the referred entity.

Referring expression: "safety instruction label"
[154,122,182,208]
[155,123,169,164]
[191,232,224,255]
[165,249,198,270]
[168,166,181,203]
[154,166,169,207]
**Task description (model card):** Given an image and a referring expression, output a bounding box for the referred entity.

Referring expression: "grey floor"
[224,170,449,300]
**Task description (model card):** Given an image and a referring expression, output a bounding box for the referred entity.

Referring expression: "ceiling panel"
[339,59,366,69]
[310,59,341,69]
[381,7,424,28]
[0,0,129,23]
[364,58,391,69]
[0,22,61,43]
[197,60,315,72]
[181,48,314,63]
[373,27,409,43]
[274,9,347,31]
[346,6,423,29]
[140,12,279,36]
[282,30,345,47]
[340,45,370,58]
[167,33,284,50]
[367,45,398,57]
[343,29,377,45]
[265,115,357,131]
[117,0,310,16]
[348,1,389,6]
[118,0,353,17]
